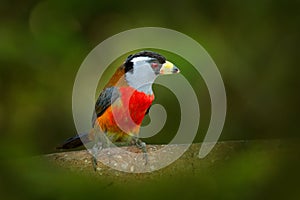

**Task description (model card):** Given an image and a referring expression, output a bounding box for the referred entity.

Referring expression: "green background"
[0,0,299,199]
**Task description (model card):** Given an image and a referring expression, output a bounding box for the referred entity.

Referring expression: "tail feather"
[57,133,91,149]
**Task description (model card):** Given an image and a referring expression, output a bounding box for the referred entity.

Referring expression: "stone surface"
[44,140,287,180]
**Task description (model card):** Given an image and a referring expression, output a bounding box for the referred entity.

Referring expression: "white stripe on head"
[130,56,152,64]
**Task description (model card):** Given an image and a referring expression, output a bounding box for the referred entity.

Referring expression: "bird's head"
[123,51,180,94]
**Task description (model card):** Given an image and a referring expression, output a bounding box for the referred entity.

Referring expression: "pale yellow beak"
[160,61,180,75]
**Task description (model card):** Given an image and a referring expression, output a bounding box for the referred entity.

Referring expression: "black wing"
[92,87,120,125]
[145,104,152,115]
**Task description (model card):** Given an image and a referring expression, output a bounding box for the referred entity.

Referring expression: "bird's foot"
[133,137,148,165]
[90,141,102,171]
[92,155,98,171]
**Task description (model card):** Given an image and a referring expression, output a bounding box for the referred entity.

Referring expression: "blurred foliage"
[0,0,299,199]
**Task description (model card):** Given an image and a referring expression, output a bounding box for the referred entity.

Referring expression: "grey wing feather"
[92,87,120,125]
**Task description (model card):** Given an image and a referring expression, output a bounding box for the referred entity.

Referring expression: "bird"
[57,50,180,168]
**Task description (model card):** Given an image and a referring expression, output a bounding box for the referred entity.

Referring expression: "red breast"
[97,86,154,139]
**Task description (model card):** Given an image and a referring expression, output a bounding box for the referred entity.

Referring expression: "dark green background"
[0,0,299,199]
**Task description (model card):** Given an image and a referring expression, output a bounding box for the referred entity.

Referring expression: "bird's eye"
[151,62,159,68]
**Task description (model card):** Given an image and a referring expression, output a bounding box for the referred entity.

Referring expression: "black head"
[124,51,166,73]
[123,50,180,94]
